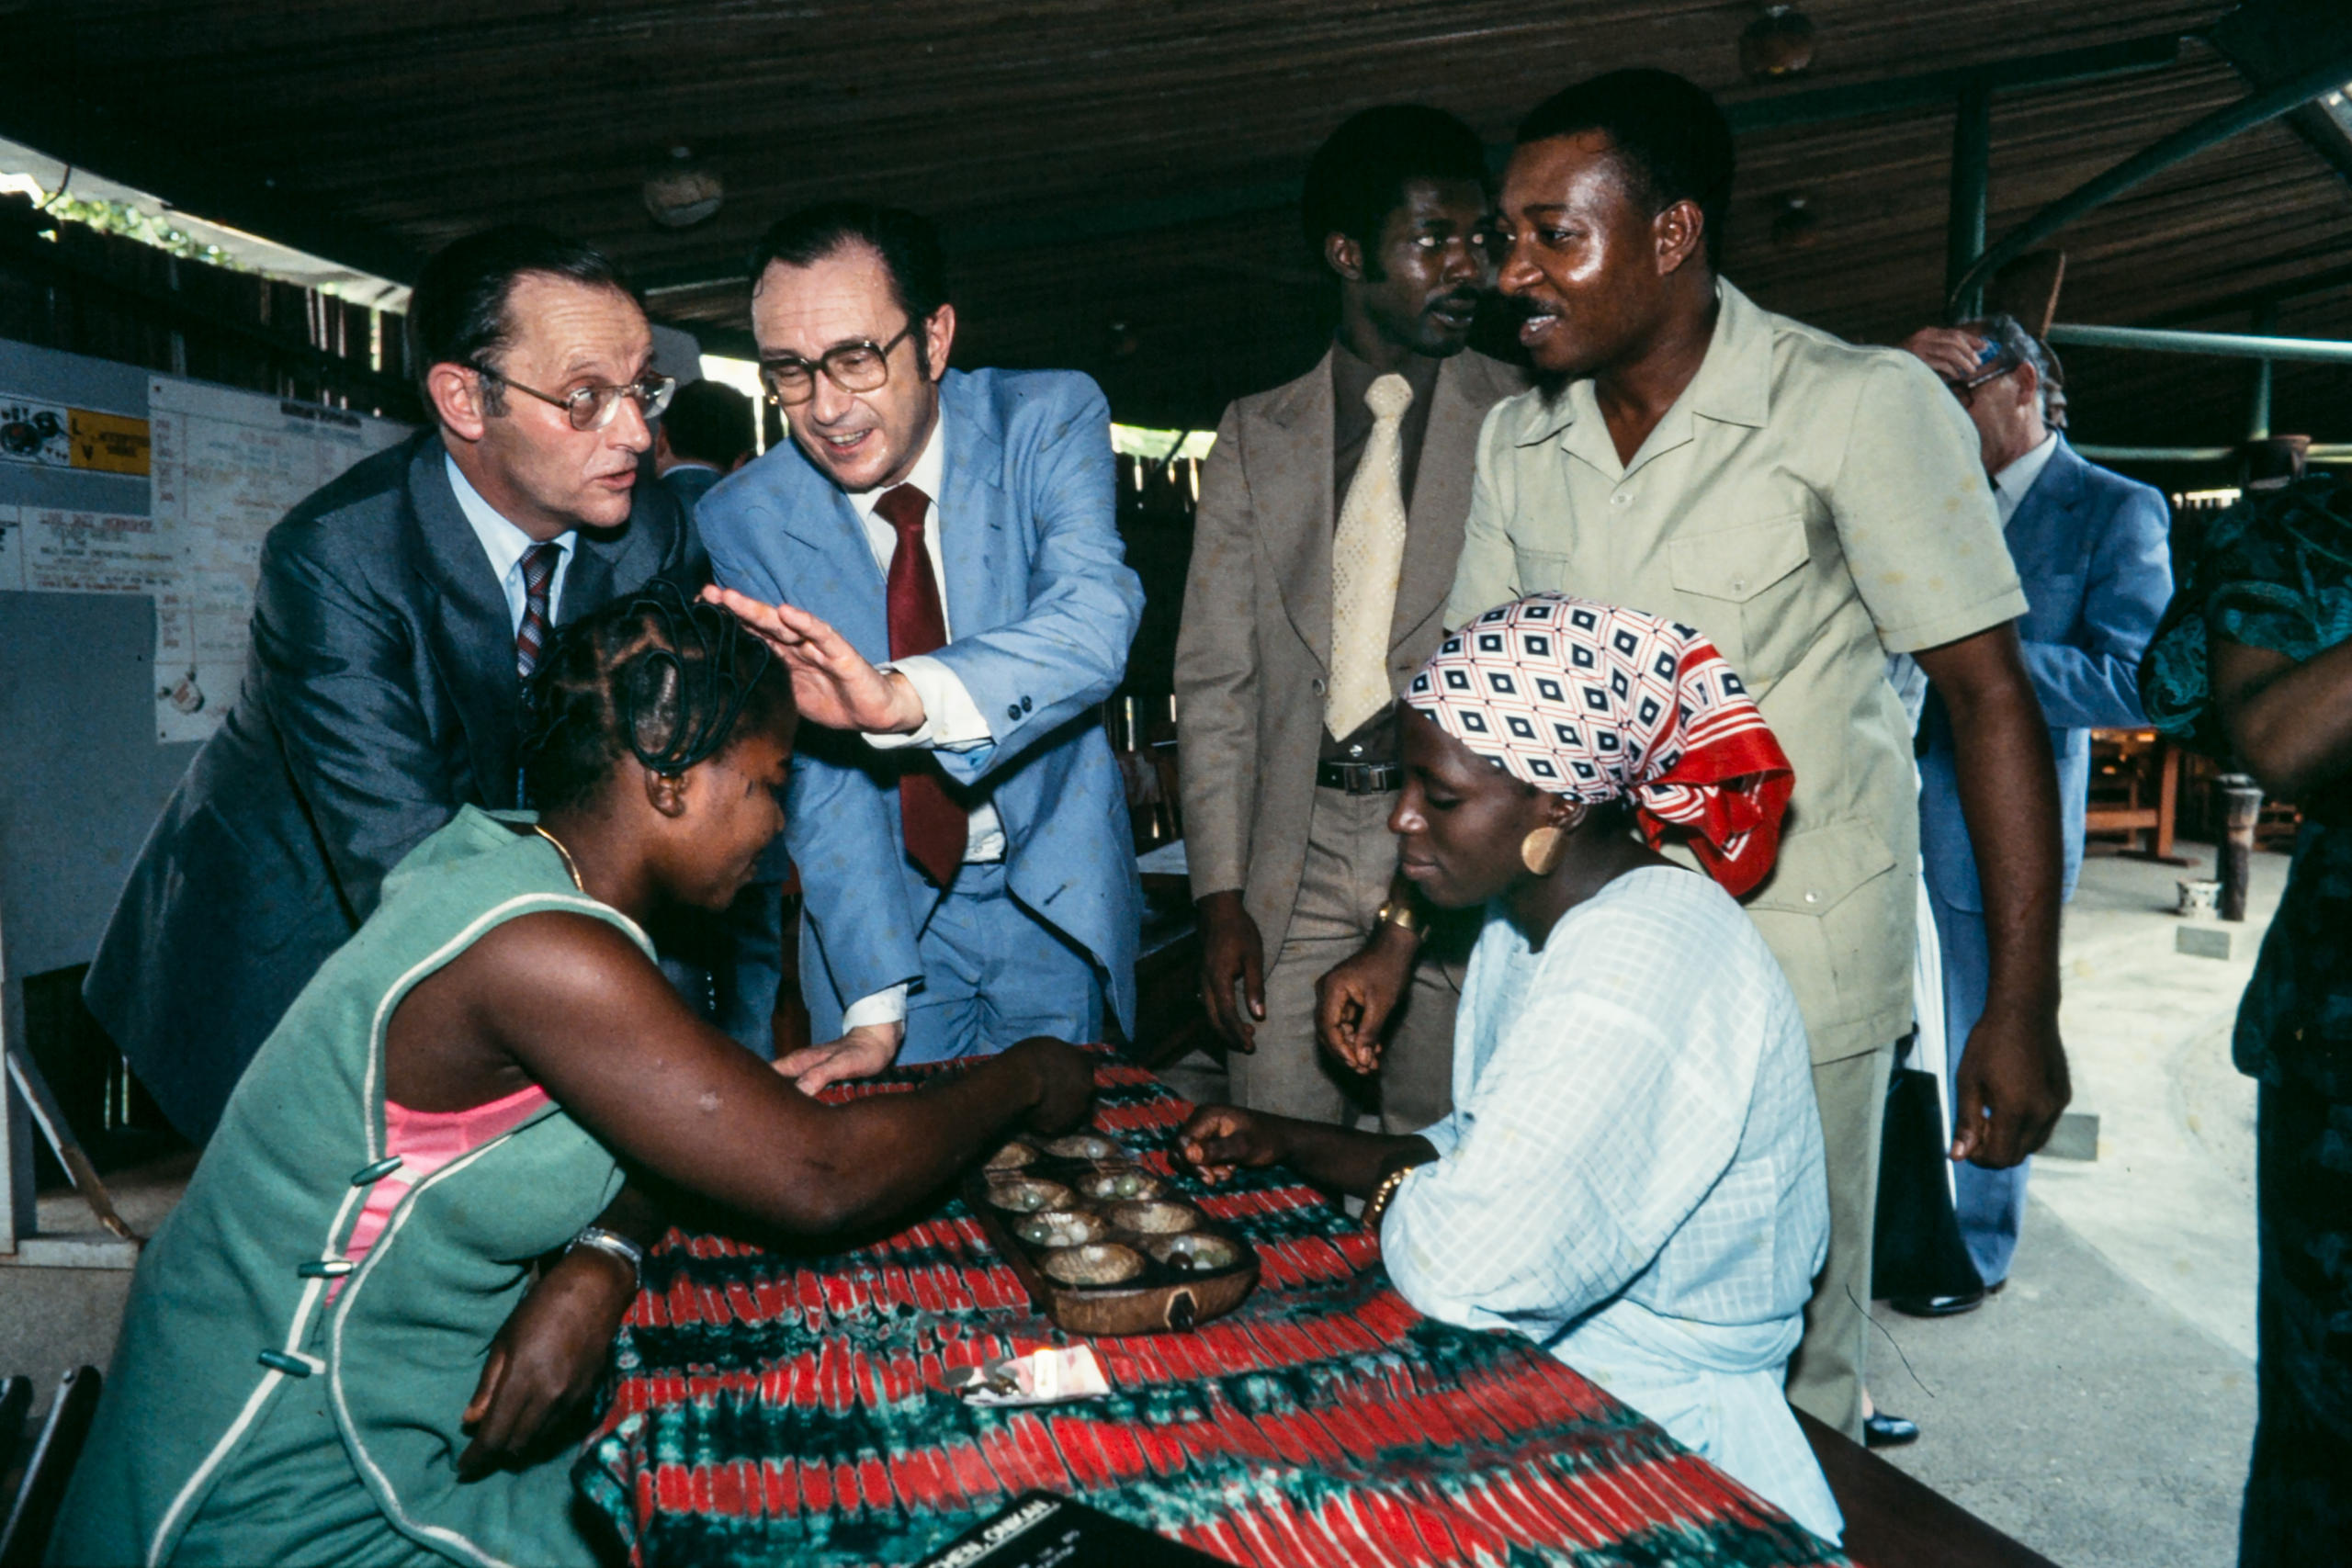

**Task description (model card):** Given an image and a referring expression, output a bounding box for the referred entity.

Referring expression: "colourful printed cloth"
[575,1062,1846,1567]
[1408,594,1794,896]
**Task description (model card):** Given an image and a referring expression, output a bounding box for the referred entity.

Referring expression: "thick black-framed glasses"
[758,322,917,406]
[472,364,677,431]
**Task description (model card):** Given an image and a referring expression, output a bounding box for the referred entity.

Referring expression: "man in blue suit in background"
[1898,314,2174,1309]
[701,202,1143,1089]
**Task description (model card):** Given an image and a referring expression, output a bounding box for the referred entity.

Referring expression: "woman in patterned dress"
[1181,593,1841,1544]
[2142,475,2352,1566]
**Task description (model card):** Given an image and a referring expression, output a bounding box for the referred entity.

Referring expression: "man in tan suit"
[1176,106,1526,1132]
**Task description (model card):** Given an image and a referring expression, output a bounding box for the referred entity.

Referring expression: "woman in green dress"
[2142,473,2352,1565]
[53,584,1095,1567]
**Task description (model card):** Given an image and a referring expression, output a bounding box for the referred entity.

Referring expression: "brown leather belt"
[1316,760,1403,795]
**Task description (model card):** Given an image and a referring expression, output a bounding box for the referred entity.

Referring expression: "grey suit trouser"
[1229,787,1460,1134]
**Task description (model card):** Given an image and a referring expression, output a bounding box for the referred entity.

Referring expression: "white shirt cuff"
[840,984,909,1031]
[864,656,994,752]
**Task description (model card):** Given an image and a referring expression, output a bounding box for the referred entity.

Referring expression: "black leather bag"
[1871,1037,1984,1302]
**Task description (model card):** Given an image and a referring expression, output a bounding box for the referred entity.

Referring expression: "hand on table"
[700,585,924,734]
[458,1244,636,1479]
[1194,892,1265,1053]
[775,1021,904,1095]
[1002,1037,1097,1134]
[1316,923,1417,1075]
[1179,1104,1289,1184]
[1951,1002,2071,1168]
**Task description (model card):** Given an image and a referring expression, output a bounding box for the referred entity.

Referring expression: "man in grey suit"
[1175,107,1525,1132]
[86,227,699,1140]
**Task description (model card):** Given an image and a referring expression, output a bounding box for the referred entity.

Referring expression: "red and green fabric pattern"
[576,1061,1846,1567]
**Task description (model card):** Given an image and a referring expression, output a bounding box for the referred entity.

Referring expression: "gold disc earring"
[1520,825,1567,875]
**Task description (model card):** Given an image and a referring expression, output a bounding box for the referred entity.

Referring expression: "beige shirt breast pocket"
[1509,547,1576,601]
[1742,819,1910,1061]
[1665,513,1812,681]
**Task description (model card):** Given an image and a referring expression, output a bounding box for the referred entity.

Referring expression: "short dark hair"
[522,580,789,815]
[661,378,755,467]
[1516,69,1736,268]
[1302,105,1490,263]
[749,201,951,326]
[405,226,634,415]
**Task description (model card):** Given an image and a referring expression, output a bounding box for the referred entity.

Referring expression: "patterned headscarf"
[1403,593,1795,896]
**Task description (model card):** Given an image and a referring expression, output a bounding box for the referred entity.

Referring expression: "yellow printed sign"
[69,409,151,476]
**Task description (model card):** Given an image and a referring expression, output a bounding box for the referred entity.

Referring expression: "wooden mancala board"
[963,1132,1260,1337]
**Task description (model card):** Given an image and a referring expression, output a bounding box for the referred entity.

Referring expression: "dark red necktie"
[515,541,560,678]
[875,483,967,886]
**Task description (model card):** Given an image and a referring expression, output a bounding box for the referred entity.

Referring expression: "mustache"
[1426,288,1485,316]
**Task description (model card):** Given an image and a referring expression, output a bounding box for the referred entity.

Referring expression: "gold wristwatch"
[1376,896,1424,935]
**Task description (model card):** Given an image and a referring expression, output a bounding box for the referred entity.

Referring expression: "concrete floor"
[1871,840,2281,1568]
[0,843,2287,1568]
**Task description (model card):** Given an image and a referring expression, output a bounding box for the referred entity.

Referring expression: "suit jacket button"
[1311,678,1327,695]
[1007,704,1022,721]
[1021,696,1033,713]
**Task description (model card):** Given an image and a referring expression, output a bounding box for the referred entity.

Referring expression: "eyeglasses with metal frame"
[757,322,918,407]
[470,364,677,431]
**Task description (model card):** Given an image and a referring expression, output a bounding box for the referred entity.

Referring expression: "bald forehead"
[501,272,651,381]
[752,243,907,357]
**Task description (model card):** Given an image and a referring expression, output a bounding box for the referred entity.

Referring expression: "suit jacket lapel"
[1266,351,1337,671]
[2007,438,2088,558]
[1393,353,1488,648]
[406,436,526,807]
[938,373,1012,637]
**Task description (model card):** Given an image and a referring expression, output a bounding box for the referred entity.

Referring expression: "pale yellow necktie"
[1327,372,1414,739]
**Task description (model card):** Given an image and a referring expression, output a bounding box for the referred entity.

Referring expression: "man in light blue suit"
[1900,315,2174,1307]
[699,202,1143,1089]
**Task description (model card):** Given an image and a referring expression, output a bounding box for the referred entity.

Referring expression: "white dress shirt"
[1992,431,2060,526]
[837,412,1005,1032]
[445,454,575,636]
[1382,867,1843,1544]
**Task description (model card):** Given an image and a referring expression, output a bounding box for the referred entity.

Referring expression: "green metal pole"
[2248,302,2278,442]
[1950,48,2352,314]
[1947,84,1992,320]
[2043,322,2352,365]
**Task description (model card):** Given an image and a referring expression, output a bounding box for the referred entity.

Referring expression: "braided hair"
[521,579,786,815]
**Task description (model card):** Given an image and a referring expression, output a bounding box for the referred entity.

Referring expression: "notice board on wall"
[0,335,411,986]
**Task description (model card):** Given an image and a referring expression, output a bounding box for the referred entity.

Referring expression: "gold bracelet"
[1375,897,1424,935]
[1363,1162,1421,1232]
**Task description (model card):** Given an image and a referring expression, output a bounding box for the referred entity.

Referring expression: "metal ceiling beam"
[1948,46,2352,312]
[2045,321,2352,365]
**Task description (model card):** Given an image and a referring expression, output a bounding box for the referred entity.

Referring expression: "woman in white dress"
[1182,592,1842,1544]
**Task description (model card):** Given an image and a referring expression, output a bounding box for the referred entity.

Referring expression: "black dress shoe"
[1888,1278,2003,1317]
[1863,1411,1919,1449]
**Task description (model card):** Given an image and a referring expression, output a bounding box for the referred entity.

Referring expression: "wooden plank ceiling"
[3,0,2348,451]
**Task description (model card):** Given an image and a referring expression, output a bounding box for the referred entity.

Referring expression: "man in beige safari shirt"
[1322,69,2071,1448]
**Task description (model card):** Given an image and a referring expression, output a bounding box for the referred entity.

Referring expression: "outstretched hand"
[700,585,925,734]
[775,1021,903,1095]
[458,1245,636,1479]
[1178,1104,1287,1184]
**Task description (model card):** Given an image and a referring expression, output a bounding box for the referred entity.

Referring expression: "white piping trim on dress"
[329,1129,562,1568]
[144,1182,366,1568]
[357,892,650,1165]
[145,889,643,1568]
